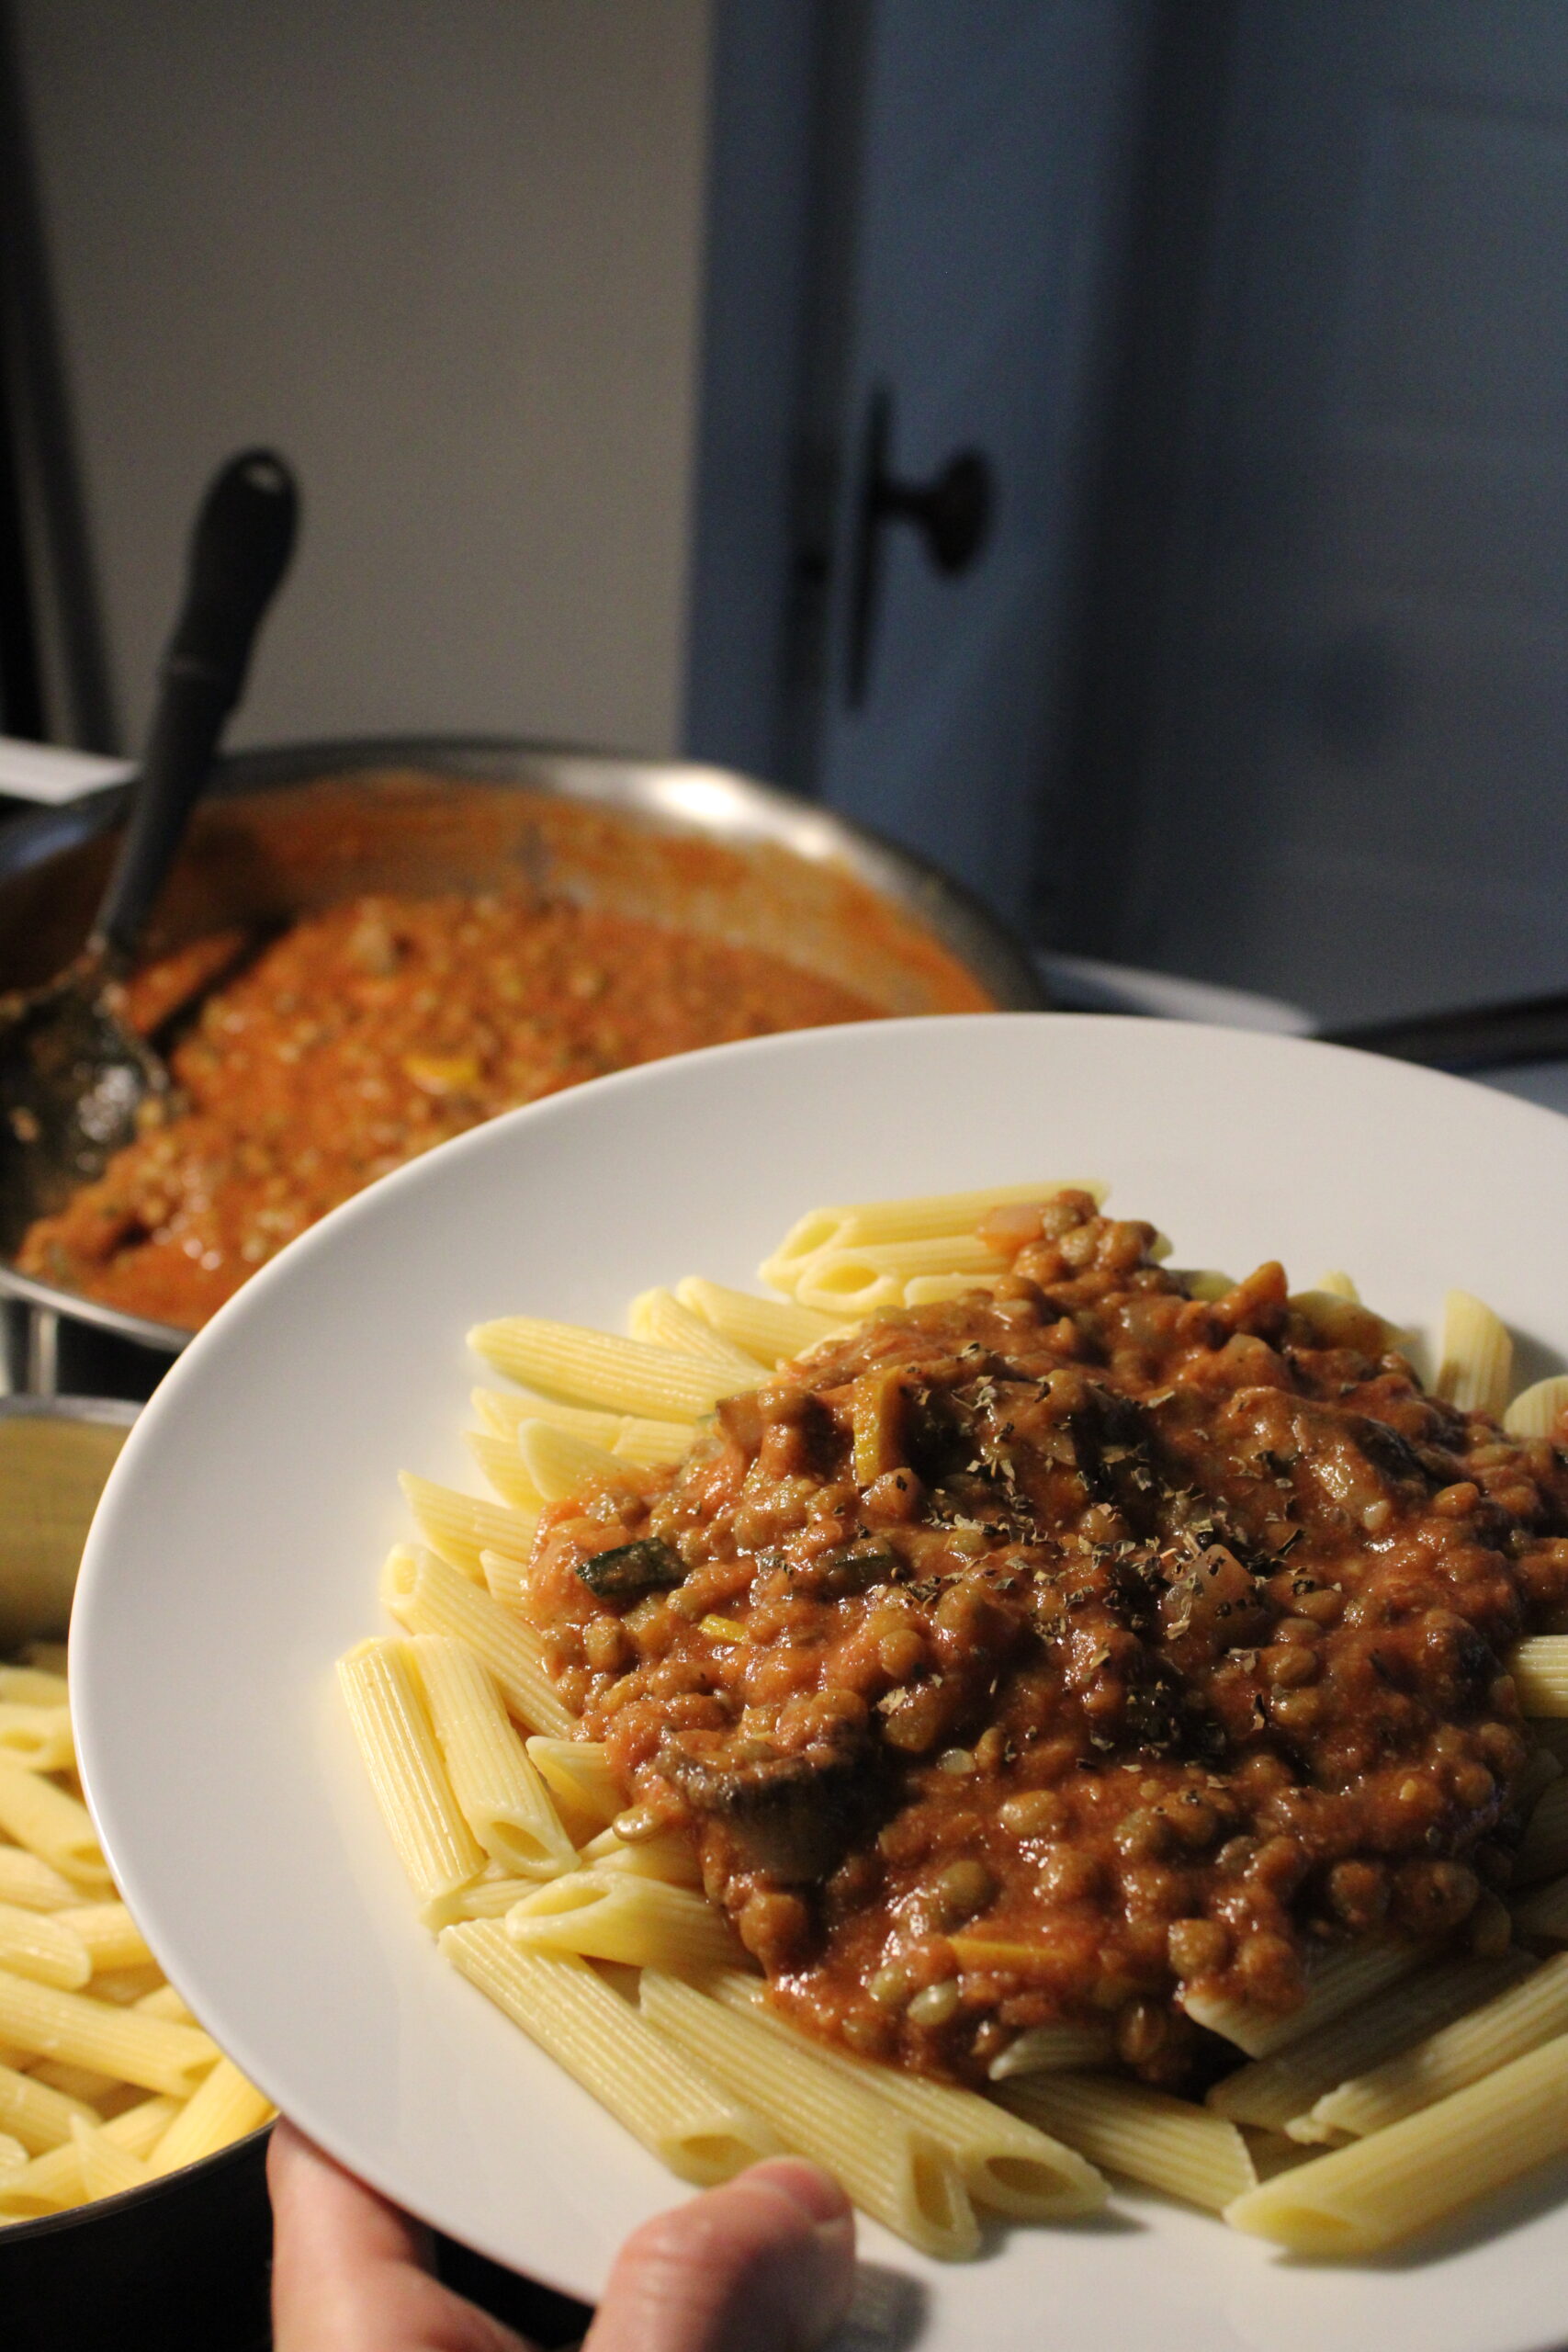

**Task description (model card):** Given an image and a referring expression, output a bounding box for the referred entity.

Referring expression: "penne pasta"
[626,1290,763,1385]
[0,1903,91,1990]
[1205,1951,1533,2136]
[409,1636,575,1878]
[468,1318,742,1419]
[1434,1290,1513,1418]
[53,1902,156,1975]
[709,1973,1104,2220]
[756,1182,1104,1295]
[792,1236,1009,1318]
[1510,1635,1568,1716]
[380,1545,573,1738]
[1224,2032,1568,2253]
[523,1738,626,1844]
[1307,1952,1568,2140]
[505,1871,743,1973]
[1505,1374,1568,1441]
[399,1473,537,1581]
[145,2055,275,2177]
[985,2020,1117,2081]
[1181,1939,1424,2059]
[440,1923,779,2184]
[578,1823,703,1885]
[674,1277,846,1366]
[0,1968,219,2098]
[0,1848,75,1913]
[0,1666,69,1707]
[337,1639,487,1927]
[0,2056,96,2154]
[0,1758,113,1889]
[640,1968,980,2258]
[472,1386,694,1465]
[997,2073,1255,2213]
[0,2096,178,2222]
[0,1702,74,1772]
[463,1430,544,1514]
[515,1421,631,1504]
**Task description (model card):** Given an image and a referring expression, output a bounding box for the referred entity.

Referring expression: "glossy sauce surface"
[16,894,878,1328]
[530,1195,1568,2087]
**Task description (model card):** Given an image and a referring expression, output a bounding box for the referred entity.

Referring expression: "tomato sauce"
[528,1193,1568,2089]
[16,894,878,1329]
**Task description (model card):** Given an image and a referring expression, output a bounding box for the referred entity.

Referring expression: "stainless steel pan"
[0,737,1043,1383]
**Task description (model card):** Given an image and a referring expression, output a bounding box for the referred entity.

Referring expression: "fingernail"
[745,2162,856,2346]
[745,2157,852,2229]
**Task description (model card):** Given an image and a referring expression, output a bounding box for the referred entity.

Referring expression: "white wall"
[13,0,713,756]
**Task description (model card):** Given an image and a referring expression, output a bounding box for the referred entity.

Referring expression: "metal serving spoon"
[0,449,298,1247]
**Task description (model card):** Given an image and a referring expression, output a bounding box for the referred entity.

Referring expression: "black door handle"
[846,386,995,707]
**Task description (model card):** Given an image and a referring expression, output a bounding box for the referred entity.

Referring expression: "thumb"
[582,2159,855,2352]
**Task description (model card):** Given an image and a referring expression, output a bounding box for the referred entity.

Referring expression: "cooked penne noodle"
[337,1639,487,1927]
[0,2056,95,2154]
[463,1430,544,1514]
[53,1902,155,1975]
[0,1848,76,1911]
[0,2132,24,2172]
[135,1983,197,2026]
[479,1547,528,1614]
[505,1871,742,1973]
[399,1474,537,1580]
[578,1824,703,1885]
[468,1318,741,1419]
[1510,1636,1568,1716]
[472,1386,694,1465]
[1307,1952,1568,2140]
[901,1273,1003,1306]
[409,1636,575,1878]
[997,2073,1255,2213]
[674,1278,845,1366]
[441,1924,778,2184]
[791,1236,1009,1318]
[1434,1290,1513,1418]
[0,1968,218,2097]
[709,1973,1103,2220]
[145,2055,275,2177]
[0,2095,178,2222]
[1181,1939,1424,2059]
[1224,2032,1568,2252]
[0,1758,112,1889]
[1205,1951,1532,2135]
[1505,1374,1568,1440]
[986,2020,1117,2081]
[380,1546,573,1737]
[90,1963,167,2008]
[72,2113,153,2202]
[524,1739,625,1843]
[627,1290,762,1384]
[0,1903,91,1989]
[756,1182,1104,1295]
[640,1968,980,2258]
[0,1703,73,1772]
[1517,1774,1568,1883]
[449,1874,547,1920]
[515,1421,629,1504]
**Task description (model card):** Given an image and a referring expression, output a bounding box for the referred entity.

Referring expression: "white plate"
[72,1015,1568,2352]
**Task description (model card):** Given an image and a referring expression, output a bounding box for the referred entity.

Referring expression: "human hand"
[268,2116,856,2352]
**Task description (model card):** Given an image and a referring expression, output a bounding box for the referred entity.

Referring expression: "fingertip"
[736,2157,852,2230]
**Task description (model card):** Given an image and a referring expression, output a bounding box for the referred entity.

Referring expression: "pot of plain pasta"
[0,738,1043,1396]
[0,1395,274,2352]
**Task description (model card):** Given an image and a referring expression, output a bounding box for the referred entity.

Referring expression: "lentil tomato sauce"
[530,1193,1568,2090]
[15,895,878,1329]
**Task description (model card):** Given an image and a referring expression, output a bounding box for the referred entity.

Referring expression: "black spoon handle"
[89,448,299,967]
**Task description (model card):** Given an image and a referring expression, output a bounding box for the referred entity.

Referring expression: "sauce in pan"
[16,893,878,1329]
